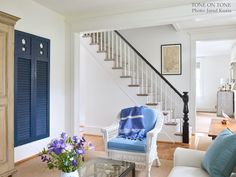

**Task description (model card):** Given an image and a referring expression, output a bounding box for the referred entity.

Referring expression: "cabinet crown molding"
[0,11,20,26]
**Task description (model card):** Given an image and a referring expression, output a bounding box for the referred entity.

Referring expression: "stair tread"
[174,132,182,136]
[112,67,123,69]
[97,50,107,53]
[128,84,140,87]
[146,103,158,106]
[164,122,178,126]
[120,76,132,78]
[137,93,148,96]
[104,58,115,61]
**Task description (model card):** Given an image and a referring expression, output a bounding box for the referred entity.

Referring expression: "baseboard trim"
[83,133,103,137]
[15,153,39,166]
[82,126,103,135]
[196,110,216,113]
[157,140,190,147]
[0,168,17,176]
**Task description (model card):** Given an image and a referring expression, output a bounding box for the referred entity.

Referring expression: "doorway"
[195,39,236,133]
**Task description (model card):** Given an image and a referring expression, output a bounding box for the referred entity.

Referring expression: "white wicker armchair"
[101,108,164,177]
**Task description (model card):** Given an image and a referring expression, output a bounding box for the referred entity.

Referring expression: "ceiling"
[32,0,206,18]
[32,0,236,30]
[196,40,236,57]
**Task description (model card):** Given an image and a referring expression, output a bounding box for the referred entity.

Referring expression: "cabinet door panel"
[0,106,7,163]
[0,32,7,97]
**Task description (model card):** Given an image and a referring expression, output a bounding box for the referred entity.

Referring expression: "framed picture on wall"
[161,44,182,75]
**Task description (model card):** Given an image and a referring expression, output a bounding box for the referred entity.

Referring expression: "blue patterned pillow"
[202,128,236,177]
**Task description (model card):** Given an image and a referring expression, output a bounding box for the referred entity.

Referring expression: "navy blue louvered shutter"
[14,31,50,147]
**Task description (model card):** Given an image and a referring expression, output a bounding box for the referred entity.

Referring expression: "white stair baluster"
[123,43,127,76]
[165,84,167,111]
[104,31,107,51]
[170,90,174,122]
[108,32,111,59]
[108,31,111,59]
[96,32,99,44]
[134,53,139,84]
[100,32,103,51]
[132,53,136,85]
[151,71,154,103]
[119,37,122,68]
[90,33,93,43]
[115,34,119,67]
[111,32,114,59]
[127,46,131,76]
[141,61,144,94]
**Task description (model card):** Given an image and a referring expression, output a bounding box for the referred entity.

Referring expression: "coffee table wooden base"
[208,119,236,139]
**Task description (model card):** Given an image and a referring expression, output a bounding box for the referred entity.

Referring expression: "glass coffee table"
[79,158,135,177]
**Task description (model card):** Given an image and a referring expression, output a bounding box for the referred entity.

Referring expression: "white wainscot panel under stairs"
[81,31,191,143]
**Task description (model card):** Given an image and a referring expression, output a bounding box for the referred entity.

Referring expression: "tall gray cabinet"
[217,91,234,117]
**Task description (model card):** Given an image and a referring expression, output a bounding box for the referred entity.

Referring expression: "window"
[14,31,50,146]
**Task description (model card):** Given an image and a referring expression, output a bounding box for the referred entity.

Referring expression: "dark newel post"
[182,92,189,143]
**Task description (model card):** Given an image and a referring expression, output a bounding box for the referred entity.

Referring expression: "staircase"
[82,31,190,143]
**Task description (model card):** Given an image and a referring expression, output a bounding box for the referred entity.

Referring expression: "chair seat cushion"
[168,166,210,177]
[108,137,147,153]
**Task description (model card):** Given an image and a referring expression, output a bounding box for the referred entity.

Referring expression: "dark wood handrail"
[114,30,183,98]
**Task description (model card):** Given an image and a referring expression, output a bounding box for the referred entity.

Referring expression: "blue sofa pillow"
[202,128,236,177]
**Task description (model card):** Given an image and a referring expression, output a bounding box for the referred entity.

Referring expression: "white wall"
[80,40,138,133]
[0,0,67,162]
[231,43,236,62]
[196,56,230,112]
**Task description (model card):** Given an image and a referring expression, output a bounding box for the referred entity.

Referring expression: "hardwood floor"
[196,111,222,133]
[15,133,212,177]
[84,133,210,160]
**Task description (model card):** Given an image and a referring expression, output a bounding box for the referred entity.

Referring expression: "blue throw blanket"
[118,106,145,140]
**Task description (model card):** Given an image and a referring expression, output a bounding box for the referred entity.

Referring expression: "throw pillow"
[202,128,236,177]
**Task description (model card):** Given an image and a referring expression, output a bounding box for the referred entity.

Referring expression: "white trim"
[83,126,103,136]
[71,33,81,136]
[172,23,181,32]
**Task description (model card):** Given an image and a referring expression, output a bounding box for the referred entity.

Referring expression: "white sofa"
[168,148,236,177]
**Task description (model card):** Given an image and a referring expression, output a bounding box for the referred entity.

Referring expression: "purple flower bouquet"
[40,132,94,173]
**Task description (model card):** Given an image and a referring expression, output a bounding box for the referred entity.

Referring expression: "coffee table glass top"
[79,158,135,177]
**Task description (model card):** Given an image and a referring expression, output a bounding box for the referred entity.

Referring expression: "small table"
[208,119,236,139]
[79,158,135,177]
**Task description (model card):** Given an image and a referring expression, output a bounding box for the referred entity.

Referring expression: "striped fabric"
[118,106,145,140]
